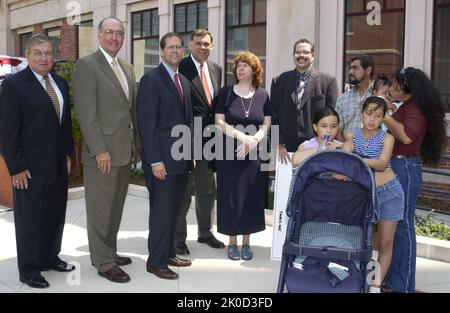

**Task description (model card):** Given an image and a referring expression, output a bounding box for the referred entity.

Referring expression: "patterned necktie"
[111,58,128,99]
[297,80,305,110]
[200,64,212,106]
[174,73,184,107]
[297,71,310,110]
[44,75,61,123]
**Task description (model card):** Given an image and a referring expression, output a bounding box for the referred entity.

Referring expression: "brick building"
[0,0,449,197]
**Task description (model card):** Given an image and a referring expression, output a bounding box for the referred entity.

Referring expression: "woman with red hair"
[215,51,271,261]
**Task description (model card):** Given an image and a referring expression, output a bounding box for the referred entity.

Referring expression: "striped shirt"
[335,82,374,134]
[353,128,391,168]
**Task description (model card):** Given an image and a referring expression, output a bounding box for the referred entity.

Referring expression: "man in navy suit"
[137,32,193,280]
[0,34,74,288]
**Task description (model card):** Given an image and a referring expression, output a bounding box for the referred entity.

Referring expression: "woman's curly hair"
[395,67,447,166]
[232,51,264,88]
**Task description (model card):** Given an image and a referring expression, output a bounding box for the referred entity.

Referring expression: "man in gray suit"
[271,38,339,163]
[73,17,137,283]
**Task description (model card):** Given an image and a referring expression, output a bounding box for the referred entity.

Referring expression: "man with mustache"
[335,55,375,135]
[271,39,339,163]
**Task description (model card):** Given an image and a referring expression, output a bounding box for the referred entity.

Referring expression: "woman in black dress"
[214,51,271,261]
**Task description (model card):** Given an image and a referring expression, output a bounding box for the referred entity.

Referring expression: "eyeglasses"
[193,41,211,48]
[103,29,124,38]
[294,50,312,56]
[400,68,408,87]
[165,45,184,51]
[31,50,54,58]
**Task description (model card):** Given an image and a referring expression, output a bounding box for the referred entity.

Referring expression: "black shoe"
[198,235,225,249]
[175,242,190,255]
[116,256,132,266]
[44,260,75,272]
[20,275,50,289]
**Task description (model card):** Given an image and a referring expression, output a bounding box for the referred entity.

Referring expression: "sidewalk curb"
[69,184,450,263]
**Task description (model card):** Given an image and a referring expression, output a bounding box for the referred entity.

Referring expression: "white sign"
[271,153,294,261]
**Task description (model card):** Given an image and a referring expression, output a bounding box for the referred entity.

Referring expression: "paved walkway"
[1,195,450,293]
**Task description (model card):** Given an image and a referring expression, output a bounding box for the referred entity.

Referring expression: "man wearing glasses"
[137,32,193,280]
[336,55,375,136]
[175,29,225,256]
[271,38,339,163]
[0,34,74,288]
[73,17,137,283]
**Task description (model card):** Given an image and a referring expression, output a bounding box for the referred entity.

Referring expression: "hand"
[278,144,291,164]
[152,163,167,180]
[66,156,72,175]
[236,136,258,158]
[326,141,343,150]
[387,102,398,113]
[96,152,112,174]
[12,170,32,190]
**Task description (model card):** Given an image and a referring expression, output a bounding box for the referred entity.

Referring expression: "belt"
[393,154,419,159]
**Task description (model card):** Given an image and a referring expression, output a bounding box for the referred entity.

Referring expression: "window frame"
[19,32,33,57]
[45,26,62,60]
[77,20,93,60]
[174,0,208,34]
[342,0,406,90]
[431,0,450,81]
[224,0,267,85]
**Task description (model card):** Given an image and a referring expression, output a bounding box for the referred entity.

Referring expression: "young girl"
[292,107,342,167]
[343,96,405,293]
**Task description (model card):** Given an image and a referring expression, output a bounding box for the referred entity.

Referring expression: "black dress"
[215,86,272,236]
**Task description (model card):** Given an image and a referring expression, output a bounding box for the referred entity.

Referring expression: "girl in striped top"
[343,96,404,293]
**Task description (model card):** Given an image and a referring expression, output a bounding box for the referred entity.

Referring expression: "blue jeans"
[385,157,422,293]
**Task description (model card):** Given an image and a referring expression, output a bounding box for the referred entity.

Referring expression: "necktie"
[174,73,184,107]
[297,80,305,110]
[111,58,128,99]
[200,64,212,106]
[44,75,61,122]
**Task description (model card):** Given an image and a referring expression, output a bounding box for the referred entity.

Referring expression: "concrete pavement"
[1,193,450,293]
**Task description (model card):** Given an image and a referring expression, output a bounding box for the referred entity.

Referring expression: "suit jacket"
[179,56,222,133]
[270,67,339,152]
[0,66,73,186]
[72,49,137,166]
[137,63,193,176]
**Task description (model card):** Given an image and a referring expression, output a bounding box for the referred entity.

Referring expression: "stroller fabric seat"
[298,221,362,249]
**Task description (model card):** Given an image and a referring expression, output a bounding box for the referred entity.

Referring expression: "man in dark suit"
[271,39,339,162]
[175,29,224,255]
[137,32,193,280]
[0,34,74,289]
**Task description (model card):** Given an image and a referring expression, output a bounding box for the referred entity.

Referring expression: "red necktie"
[200,64,212,106]
[174,73,184,107]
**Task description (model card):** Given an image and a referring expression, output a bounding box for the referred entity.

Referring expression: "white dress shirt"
[99,46,129,96]
[31,68,64,121]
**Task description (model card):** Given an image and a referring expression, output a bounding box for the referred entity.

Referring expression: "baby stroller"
[277,150,377,293]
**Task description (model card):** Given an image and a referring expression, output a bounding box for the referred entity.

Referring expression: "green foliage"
[57,61,82,144]
[131,168,144,179]
[415,212,450,241]
[267,190,274,210]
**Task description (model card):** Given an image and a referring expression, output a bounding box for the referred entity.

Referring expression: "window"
[78,20,94,59]
[344,0,405,88]
[45,27,61,60]
[432,0,450,107]
[132,9,159,81]
[225,0,267,85]
[174,1,208,53]
[19,32,32,57]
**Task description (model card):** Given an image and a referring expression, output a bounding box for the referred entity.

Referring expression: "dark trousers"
[146,170,189,269]
[13,170,68,280]
[175,159,216,244]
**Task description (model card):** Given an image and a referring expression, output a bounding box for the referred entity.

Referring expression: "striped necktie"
[44,75,61,123]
